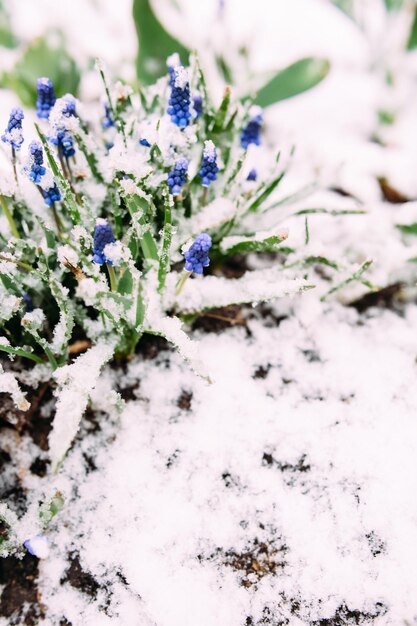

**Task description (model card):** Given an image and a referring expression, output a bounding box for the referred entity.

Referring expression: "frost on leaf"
[48,341,115,470]
[143,270,213,382]
[173,269,311,314]
[0,364,30,411]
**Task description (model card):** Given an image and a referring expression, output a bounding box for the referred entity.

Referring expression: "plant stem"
[106,263,117,291]
[175,270,191,296]
[202,187,208,206]
[57,145,69,180]
[50,202,63,236]
[0,195,20,238]
[0,254,38,274]
[11,147,18,186]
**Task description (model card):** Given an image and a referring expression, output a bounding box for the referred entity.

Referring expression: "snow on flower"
[24,535,49,559]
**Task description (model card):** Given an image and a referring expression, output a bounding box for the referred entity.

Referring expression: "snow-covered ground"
[2,0,417,624]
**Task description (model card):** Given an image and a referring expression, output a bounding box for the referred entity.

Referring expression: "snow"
[0,364,30,412]
[24,535,50,559]
[2,0,417,624]
[21,296,417,625]
[173,65,189,89]
[48,341,116,470]
[203,139,216,160]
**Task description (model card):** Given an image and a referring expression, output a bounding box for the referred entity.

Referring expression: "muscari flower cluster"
[23,141,46,183]
[93,219,116,265]
[42,183,61,207]
[2,108,24,151]
[49,95,77,159]
[167,66,191,128]
[36,77,56,119]
[241,105,263,149]
[21,140,62,206]
[102,103,115,129]
[199,140,219,187]
[167,158,188,196]
[184,233,213,275]
[193,93,203,119]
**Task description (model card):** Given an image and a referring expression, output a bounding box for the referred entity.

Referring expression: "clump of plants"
[0,53,372,479]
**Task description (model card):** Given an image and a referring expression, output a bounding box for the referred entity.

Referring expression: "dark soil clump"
[0,554,45,625]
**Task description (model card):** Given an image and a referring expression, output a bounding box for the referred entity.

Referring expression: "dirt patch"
[349,283,405,314]
[61,554,101,599]
[0,554,45,625]
[214,537,288,588]
[192,305,248,333]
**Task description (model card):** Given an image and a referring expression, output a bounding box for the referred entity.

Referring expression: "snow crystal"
[119,177,140,195]
[203,139,216,159]
[174,66,189,90]
[22,308,45,330]
[76,276,108,307]
[57,244,79,266]
[103,240,128,266]
[0,364,30,411]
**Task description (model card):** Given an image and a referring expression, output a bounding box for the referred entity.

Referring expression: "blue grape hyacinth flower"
[2,108,24,151]
[36,77,56,119]
[167,158,188,196]
[246,168,257,182]
[199,140,219,187]
[184,233,212,275]
[61,94,76,118]
[23,141,46,184]
[241,106,263,149]
[51,129,76,158]
[102,103,114,129]
[167,66,191,128]
[93,219,116,265]
[167,53,181,87]
[193,93,203,119]
[42,183,61,207]
[24,535,49,559]
[139,138,151,147]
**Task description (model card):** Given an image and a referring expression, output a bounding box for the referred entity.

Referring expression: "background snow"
[1,0,417,624]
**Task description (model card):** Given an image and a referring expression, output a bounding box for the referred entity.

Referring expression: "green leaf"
[220,233,287,256]
[384,0,404,10]
[294,208,366,217]
[215,55,234,84]
[133,0,190,85]
[0,0,17,48]
[158,192,173,293]
[39,491,65,526]
[124,194,159,261]
[2,37,80,107]
[321,260,374,301]
[330,0,354,17]
[0,343,44,364]
[117,268,134,296]
[396,223,417,236]
[245,170,286,214]
[255,57,330,107]
[211,86,232,133]
[408,8,417,49]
